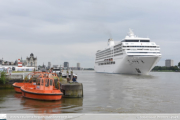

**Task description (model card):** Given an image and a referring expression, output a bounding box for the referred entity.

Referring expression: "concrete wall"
[0,75,23,89]
[60,83,83,98]
[6,75,23,80]
[1,75,83,98]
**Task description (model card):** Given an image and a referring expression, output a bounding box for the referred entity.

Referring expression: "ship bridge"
[119,29,161,56]
[122,29,150,43]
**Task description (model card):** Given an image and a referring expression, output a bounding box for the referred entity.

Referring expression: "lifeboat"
[21,72,63,101]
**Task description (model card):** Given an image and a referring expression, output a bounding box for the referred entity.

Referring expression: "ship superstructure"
[95,29,161,74]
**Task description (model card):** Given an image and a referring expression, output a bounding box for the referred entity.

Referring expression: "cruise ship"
[94,29,161,75]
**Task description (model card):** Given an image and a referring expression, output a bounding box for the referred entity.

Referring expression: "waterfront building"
[10,61,14,65]
[0,58,12,65]
[0,59,3,65]
[21,57,23,62]
[42,63,46,70]
[20,57,27,66]
[22,60,27,66]
[0,56,36,71]
[64,62,69,68]
[165,59,174,67]
[53,65,59,68]
[48,62,51,69]
[18,59,22,67]
[14,60,18,65]
[38,63,46,71]
[77,63,80,70]
[26,53,37,70]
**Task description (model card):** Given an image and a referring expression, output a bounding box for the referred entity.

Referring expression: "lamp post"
[71,67,73,80]
[59,65,62,77]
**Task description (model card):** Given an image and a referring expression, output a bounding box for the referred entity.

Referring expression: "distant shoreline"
[151,70,180,72]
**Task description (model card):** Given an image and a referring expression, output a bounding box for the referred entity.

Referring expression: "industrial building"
[77,63,80,70]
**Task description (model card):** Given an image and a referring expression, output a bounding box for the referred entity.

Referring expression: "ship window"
[122,40,139,42]
[36,79,40,85]
[45,79,49,87]
[41,79,44,86]
[140,40,150,42]
[50,79,53,86]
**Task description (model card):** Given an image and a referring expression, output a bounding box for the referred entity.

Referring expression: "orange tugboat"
[21,72,63,101]
[13,82,27,93]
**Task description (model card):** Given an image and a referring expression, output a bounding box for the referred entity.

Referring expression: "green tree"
[178,62,180,68]
[0,71,6,84]
[173,66,179,71]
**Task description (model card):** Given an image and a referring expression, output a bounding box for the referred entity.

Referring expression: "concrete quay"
[60,82,83,98]
[0,74,24,89]
[57,76,83,98]
[1,74,83,98]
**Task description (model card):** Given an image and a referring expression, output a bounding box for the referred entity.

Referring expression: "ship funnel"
[107,38,115,47]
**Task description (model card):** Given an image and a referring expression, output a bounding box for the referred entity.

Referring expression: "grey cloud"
[0,0,180,67]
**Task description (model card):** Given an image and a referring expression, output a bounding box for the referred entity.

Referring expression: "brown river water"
[0,71,180,113]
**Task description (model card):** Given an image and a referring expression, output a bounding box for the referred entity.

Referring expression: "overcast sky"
[0,0,179,67]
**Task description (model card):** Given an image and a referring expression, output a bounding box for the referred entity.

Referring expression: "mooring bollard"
[66,70,69,78]
[71,70,73,80]
[66,70,70,82]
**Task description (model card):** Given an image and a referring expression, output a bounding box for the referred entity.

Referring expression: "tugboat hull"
[21,86,63,101]
[13,86,22,93]
[13,83,31,93]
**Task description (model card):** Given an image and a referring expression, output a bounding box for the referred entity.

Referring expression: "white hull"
[95,55,161,75]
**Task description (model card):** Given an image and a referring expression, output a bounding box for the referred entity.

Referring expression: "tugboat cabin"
[35,77,54,90]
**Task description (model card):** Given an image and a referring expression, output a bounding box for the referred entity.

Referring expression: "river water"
[0,71,180,113]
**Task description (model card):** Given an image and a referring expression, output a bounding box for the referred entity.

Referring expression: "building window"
[31,62,33,66]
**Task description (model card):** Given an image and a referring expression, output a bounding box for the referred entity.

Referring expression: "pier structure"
[1,73,83,98]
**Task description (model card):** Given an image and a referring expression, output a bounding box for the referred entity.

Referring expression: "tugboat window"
[36,79,40,85]
[50,79,53,86]
[41,79,43,86]
[45,79,49,87]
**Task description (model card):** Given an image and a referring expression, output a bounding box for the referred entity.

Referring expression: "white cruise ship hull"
[95,55,161,75]
[95,29,161,75]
